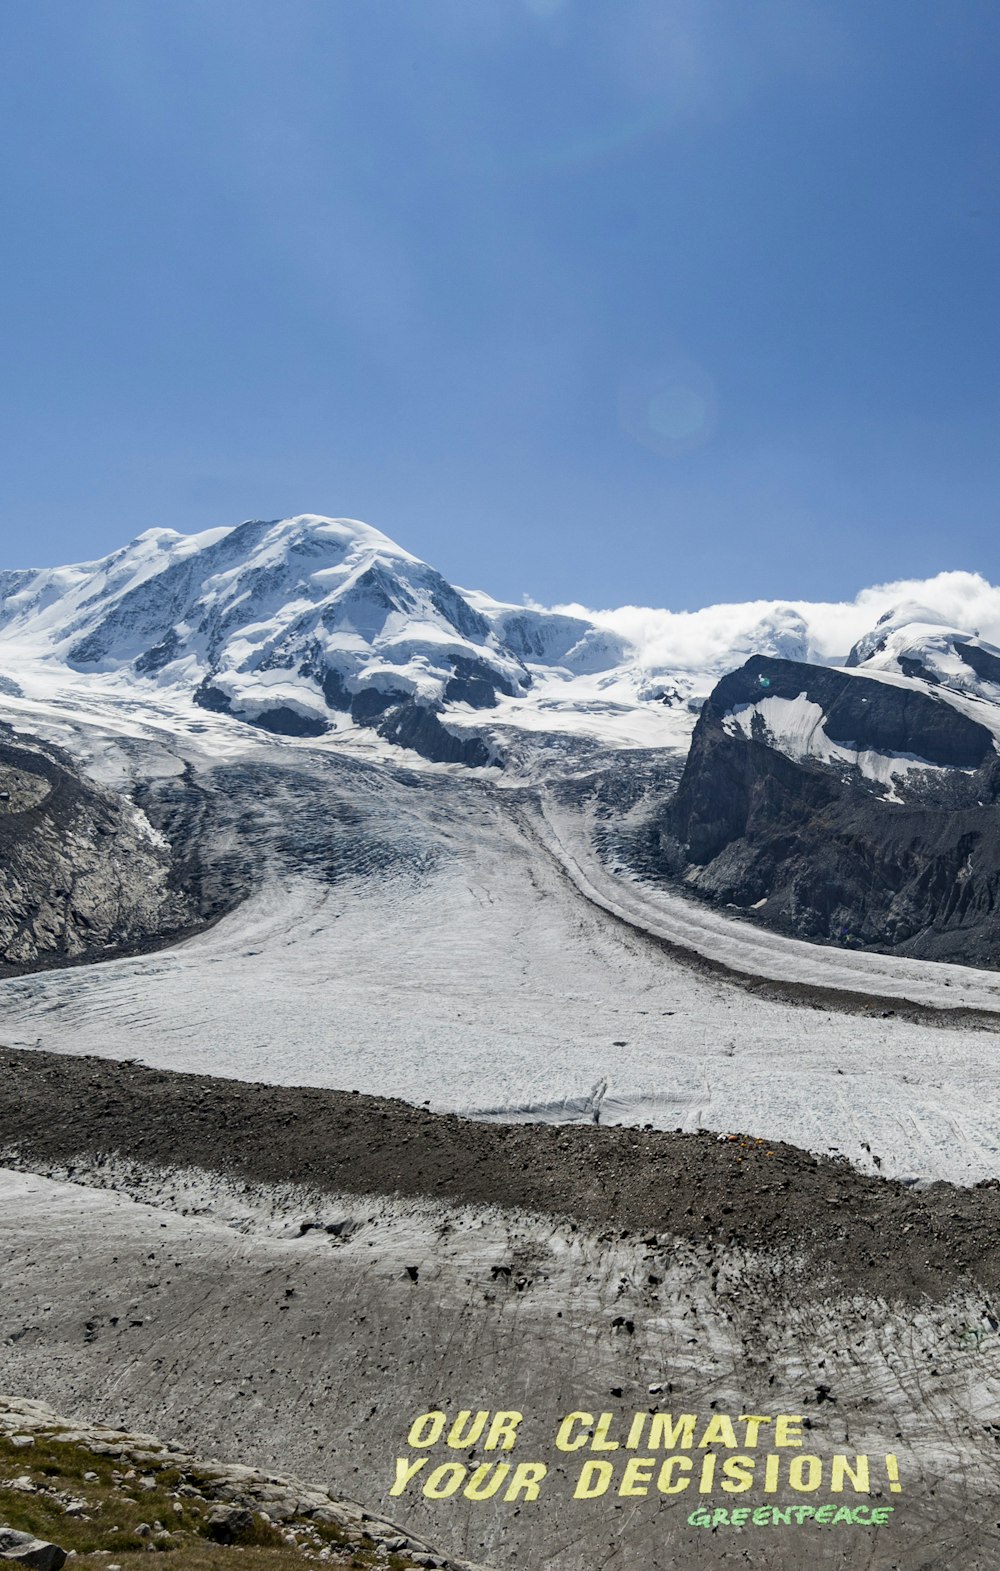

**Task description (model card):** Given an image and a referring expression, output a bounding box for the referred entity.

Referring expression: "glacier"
[1,514,1000,1183]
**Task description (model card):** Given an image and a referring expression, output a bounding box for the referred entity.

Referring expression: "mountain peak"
[3,517,1000,769]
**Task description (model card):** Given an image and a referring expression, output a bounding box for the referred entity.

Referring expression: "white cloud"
[552,570,1000,673]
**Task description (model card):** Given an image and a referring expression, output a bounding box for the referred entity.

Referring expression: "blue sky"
[1,0,998,608]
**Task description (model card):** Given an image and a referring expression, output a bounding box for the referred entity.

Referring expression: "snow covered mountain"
[2,512,1000,773]
[0,517,533,765]
[846,601,1000,705]
[0,513,798,760]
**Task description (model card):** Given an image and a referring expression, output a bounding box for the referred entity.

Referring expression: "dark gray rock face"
[658,657,1000,966]
[956,637,1000,686]
[0,732,215,974]
[443,654,518,710]
[375,701,494,768]
[705,658,995,771]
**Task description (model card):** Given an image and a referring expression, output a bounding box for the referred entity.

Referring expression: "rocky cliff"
[657,656,1000,966]
[0,731,221,975]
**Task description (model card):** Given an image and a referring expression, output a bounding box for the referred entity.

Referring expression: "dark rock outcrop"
[443,653,519,709]
[375,700,495,768]
[193,684,329,737]
[0,731,223,975]
[957,637,1000,686]
[657,657,1000,966]
[702,658,995,771]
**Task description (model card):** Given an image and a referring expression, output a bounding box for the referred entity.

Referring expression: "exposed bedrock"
[700,657,997,771]
[653,657,1000,966]
[0,731,209,975]
[374,698,495,768]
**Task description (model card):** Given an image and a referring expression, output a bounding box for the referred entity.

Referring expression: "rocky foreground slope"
[0,1396,489,1571]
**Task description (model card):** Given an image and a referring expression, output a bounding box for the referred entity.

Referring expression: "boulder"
[204,1504,254,1544]
[0,1529,67,1571]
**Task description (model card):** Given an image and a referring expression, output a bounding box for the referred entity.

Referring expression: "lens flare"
[617,359,718,457]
